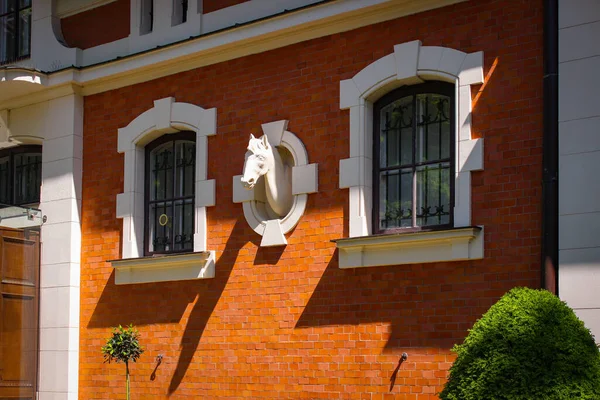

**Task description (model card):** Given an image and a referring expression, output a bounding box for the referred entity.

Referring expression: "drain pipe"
[541,0,559,294]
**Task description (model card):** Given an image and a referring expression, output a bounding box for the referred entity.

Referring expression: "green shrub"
[440,287,600,400]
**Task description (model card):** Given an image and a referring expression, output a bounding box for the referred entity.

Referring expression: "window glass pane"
[416,162,451,227]
[416,93,451,163]
[0,156,9,204]
[0,14,16,63]
[0,1,16,15]
[379,168,412,230]
[174,140,195,198]
[150,142,174,201]
[173,199,194,251]
[380,95,412,168]
[441,99,451,159]
[17,8,29,57]
[19,0,30,8]
[13,152,41,205]
[147,135,195,254]
[149,201,173,253]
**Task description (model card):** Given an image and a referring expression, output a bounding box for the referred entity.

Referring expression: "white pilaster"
[39,93,82,400]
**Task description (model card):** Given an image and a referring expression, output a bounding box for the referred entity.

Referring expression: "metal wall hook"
[150,354,163,381]
[390,352,409,392]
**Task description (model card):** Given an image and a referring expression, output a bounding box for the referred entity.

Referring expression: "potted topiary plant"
[101,324,144,400]
[440,287,600,399]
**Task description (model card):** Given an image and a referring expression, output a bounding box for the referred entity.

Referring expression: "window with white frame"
[113,98,216,284]
[336,40,485,268]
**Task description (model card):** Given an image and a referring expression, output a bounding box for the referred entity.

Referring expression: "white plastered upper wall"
[338,40,485,237]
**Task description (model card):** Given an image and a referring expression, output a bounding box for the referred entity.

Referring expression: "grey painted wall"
[558,0,600,340]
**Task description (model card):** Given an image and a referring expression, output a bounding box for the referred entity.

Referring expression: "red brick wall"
[203,0,250,14]
[61,0,130,50]
[80,0,544,398]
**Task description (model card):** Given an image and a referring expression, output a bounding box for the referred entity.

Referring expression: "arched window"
[374,82,454,233]
[0,145,42,206]
[144,132,195,255]
[336,41,485,268]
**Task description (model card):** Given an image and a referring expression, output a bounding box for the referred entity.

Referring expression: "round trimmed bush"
[440,287,600,400]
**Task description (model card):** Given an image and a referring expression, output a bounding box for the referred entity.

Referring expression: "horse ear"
[262,135,270,149]
[250,133,256,141]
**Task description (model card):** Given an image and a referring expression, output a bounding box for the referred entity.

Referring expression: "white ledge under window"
[110,251,215,285]
[335,227,484,269]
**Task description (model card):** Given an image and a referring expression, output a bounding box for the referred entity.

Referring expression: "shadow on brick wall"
[296,251,480,351]
[167,219,249,394]
[87,220,249,395]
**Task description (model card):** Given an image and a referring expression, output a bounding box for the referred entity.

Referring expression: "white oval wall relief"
[232,120,318,247]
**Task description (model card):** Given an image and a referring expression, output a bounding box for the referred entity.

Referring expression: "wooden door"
[0,228,39,400]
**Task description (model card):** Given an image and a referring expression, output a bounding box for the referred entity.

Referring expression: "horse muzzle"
[240,177,256,189]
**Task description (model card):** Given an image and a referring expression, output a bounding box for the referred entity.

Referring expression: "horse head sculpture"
[241,134,293,217]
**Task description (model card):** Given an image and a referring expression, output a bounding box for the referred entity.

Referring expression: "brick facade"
[61,0,130,50]
[80,0,544,398]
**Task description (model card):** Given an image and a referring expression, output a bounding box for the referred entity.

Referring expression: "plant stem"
[126,361,130,400]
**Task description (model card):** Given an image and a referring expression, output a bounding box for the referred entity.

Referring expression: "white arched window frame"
[337,40,485,268]
[112,97,217,284]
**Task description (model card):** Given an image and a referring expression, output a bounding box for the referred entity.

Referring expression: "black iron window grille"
[373,82,455,233]
[0,0,31,65]
[0,145,42,206]
[145,132,195,255]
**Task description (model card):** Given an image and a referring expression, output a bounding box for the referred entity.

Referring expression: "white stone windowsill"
[335,226,484,269]
[111,251,215,285]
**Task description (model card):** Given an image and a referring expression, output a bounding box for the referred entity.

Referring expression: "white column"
[38,94,82,400]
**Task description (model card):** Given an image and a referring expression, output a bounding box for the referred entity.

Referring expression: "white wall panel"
[559,151,600,215]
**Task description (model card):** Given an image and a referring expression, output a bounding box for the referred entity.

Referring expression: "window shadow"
[166,219,247,395]
[86,219,247,396]
[86,272,199,328]
[296,251,481,351]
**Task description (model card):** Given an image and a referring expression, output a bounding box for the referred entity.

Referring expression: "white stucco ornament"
[233,120,318,247]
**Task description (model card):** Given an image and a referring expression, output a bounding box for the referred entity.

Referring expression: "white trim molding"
[233,120,318,247]
[3,0,469,111]
[115,97,216,280]
[337,40,484,267]
[111,251,214,285]
[336,227,483,268]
